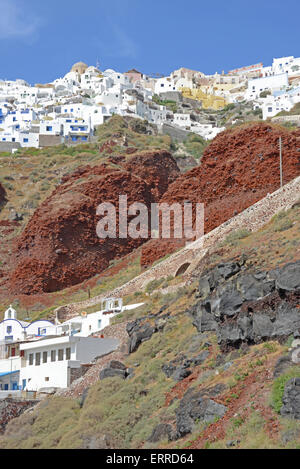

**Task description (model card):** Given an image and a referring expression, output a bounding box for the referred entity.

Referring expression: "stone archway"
[175,262,191,277]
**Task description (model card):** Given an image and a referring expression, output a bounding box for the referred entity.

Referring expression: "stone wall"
[0,142,21,153]
[0,399,37,433]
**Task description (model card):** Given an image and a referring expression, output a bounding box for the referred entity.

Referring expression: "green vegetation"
[271,367,300,414]
[182,133,208,160]
[152,94,178,113]
[224,228,251,245]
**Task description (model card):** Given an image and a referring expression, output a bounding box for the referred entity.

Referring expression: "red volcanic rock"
[123,150,179,199]
[10,151,179,294]
[0,183,6,207]
[141,124,300,267]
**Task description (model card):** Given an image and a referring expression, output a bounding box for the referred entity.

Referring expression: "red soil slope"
[9,151,179,294]
[141,124,300,267]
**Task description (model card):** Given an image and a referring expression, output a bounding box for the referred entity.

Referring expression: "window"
[35,352,41,366]
[51,350,56,362]
[45,377,49,382]
[98,319,102,329]
[43,351,48,363]
[66,348,71,360]
[46,126,52,132]
[6,326,12,334]
[29,353,34,366]
[58,349,64,361]
[23,138,29,143]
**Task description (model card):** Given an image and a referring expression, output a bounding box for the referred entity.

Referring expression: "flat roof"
[0,370,19,377]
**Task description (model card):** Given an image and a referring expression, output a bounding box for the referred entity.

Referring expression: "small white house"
[19,335,119,391]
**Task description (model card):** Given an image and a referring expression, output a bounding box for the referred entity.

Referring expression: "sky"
[0,0,299,84]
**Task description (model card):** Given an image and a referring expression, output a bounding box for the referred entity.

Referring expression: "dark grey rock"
[148,423,175,443]
[273,355,294,379]
[79,387,89,408]
[281,428,300,444]
[252,314,274,340]
[175,389,227,438]
[172,366,192,382]
[275,261,300,292]
[99,368,126,380]
[108,360,126,370]
[191,350,210,366]
[281,378,300,419]
[214,262,241,282]
[128,324,155,353]
[219,284,243,317]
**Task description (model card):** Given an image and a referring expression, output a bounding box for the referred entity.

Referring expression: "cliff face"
[10,151,179,294]
[141,124,300,267]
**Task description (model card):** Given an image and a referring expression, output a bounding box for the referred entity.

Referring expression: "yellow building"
[180,87,227,110]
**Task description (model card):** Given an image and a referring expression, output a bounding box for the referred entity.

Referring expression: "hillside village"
[0,53,299,450]
[1,56,300,152]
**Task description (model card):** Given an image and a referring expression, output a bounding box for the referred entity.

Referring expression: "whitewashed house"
[246,73,289,100]
[154,77,177,95]
[19,335,119,391]
[261,86,300,120]
[0,306,57,343]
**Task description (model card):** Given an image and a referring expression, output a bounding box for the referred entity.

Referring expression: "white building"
[245,73,289,100]
[154,77,177,95]
[19,335,119,391]
[261,86,300,120]
[0,306,56,343]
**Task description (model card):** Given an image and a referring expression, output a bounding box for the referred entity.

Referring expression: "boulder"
[191,259,300,350]
[281,378,300,419]
[172,366,192,382]
[175,390,227,438]
[128,324,156,354]
[99,368,126,380]
[108,360,126,370]
[148,423,175,443]
[275,261,300,292]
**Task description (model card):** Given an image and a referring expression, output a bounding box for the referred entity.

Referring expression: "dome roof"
[71,62,88,74]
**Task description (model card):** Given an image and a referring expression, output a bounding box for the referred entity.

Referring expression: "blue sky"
[0,0,299,84]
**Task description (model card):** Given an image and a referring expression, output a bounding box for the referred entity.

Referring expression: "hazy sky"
[0,0,299,84]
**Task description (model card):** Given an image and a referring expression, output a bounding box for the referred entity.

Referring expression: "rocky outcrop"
[190,259,300,350]
[141,124,300,267]
[162,351,210,381]
[9,151,179,294]
[281,378,300,420]
[126,308,170,354]
[175,388,227,438]
[148,423,175,443]
[123,150,179,200]
[99,360,134,380]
